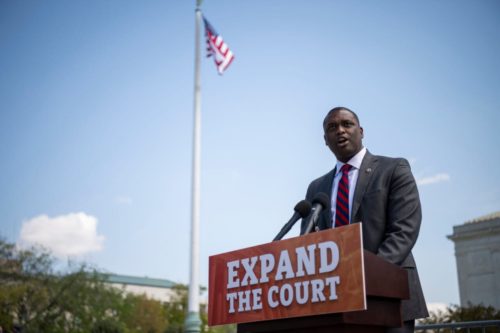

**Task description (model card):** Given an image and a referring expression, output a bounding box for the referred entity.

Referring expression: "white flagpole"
[184,2,202,333]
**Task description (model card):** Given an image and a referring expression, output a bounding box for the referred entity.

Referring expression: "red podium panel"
[208,224,366,326]
[236,250,409,333]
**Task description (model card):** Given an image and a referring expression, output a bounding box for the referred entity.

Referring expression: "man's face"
[323,109,364,163]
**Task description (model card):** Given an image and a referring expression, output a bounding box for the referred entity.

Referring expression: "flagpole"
[184,1,202,333]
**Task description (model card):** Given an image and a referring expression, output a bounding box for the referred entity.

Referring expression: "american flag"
[203,16,234,75]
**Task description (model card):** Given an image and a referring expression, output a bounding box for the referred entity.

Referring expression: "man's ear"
[360,127,364,139]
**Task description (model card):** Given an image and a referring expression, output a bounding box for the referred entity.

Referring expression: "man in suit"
[300,106,428,333]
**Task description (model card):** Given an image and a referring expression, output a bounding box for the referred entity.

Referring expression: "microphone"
[273,200,312,241]
[303,192,330,234]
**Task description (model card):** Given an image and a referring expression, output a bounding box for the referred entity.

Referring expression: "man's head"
[323,106,364,163]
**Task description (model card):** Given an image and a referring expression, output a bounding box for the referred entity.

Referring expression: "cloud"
[416,173,450,186]
[19,212,105,258]
[426,302,448,315]
[115,196,133,205]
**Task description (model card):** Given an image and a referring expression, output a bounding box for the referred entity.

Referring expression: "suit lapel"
[351,151,377,223]
[320,168,335,229]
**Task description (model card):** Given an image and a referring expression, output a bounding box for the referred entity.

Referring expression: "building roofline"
[464,211,500,224]
[105,273,177,289]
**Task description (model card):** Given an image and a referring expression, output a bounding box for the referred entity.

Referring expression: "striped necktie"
[334,164,352,228]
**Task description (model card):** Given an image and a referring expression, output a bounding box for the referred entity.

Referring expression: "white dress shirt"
[331,147,367,227]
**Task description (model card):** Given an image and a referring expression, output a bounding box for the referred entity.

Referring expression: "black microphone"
[303,192,330,234]
[273,200,312,241]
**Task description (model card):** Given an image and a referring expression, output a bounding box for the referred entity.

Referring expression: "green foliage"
[163,285,188,333]
[423,303,500,324]
[0,239,126,333]
[0,238,236,333]
[162,284,236,333]
[91,319,126,333]
[121,293,168,333]
[421,303,500,333]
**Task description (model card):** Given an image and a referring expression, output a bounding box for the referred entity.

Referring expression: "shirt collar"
[335,147,367,175]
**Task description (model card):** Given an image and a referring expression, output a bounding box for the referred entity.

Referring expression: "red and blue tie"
[334,164,352,228]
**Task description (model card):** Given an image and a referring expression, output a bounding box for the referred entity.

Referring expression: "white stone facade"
[106,274,177,303]
[448,212,500,309]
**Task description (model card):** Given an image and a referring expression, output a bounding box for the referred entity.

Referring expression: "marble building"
[448,212,500,309]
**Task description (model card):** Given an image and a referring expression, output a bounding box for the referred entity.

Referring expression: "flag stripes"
[203,16,234,75]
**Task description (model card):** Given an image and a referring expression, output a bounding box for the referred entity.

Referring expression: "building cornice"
[448,217,500,242]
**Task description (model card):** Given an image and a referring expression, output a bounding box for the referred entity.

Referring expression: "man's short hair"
[323,106,361,128]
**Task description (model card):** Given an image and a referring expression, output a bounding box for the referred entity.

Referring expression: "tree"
[163,285,188,333]
[421,303,500,333]
[120,293,167,333]
[162,284,236,333]
[91,319,126,333]
[0,239,125,333]
[0,238,235,333]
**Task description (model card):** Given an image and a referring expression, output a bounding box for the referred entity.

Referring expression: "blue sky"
[1,0,499,308]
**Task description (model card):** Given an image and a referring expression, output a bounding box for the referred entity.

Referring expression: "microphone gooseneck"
[303,192,330,235]
[273,200,312,241]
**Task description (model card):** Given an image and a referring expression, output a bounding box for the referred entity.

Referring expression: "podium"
[208,224,409,333]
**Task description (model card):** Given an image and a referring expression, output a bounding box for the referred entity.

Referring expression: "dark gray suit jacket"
[300,151,429,321]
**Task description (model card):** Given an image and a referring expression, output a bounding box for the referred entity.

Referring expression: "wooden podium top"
[208,224,367,326]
